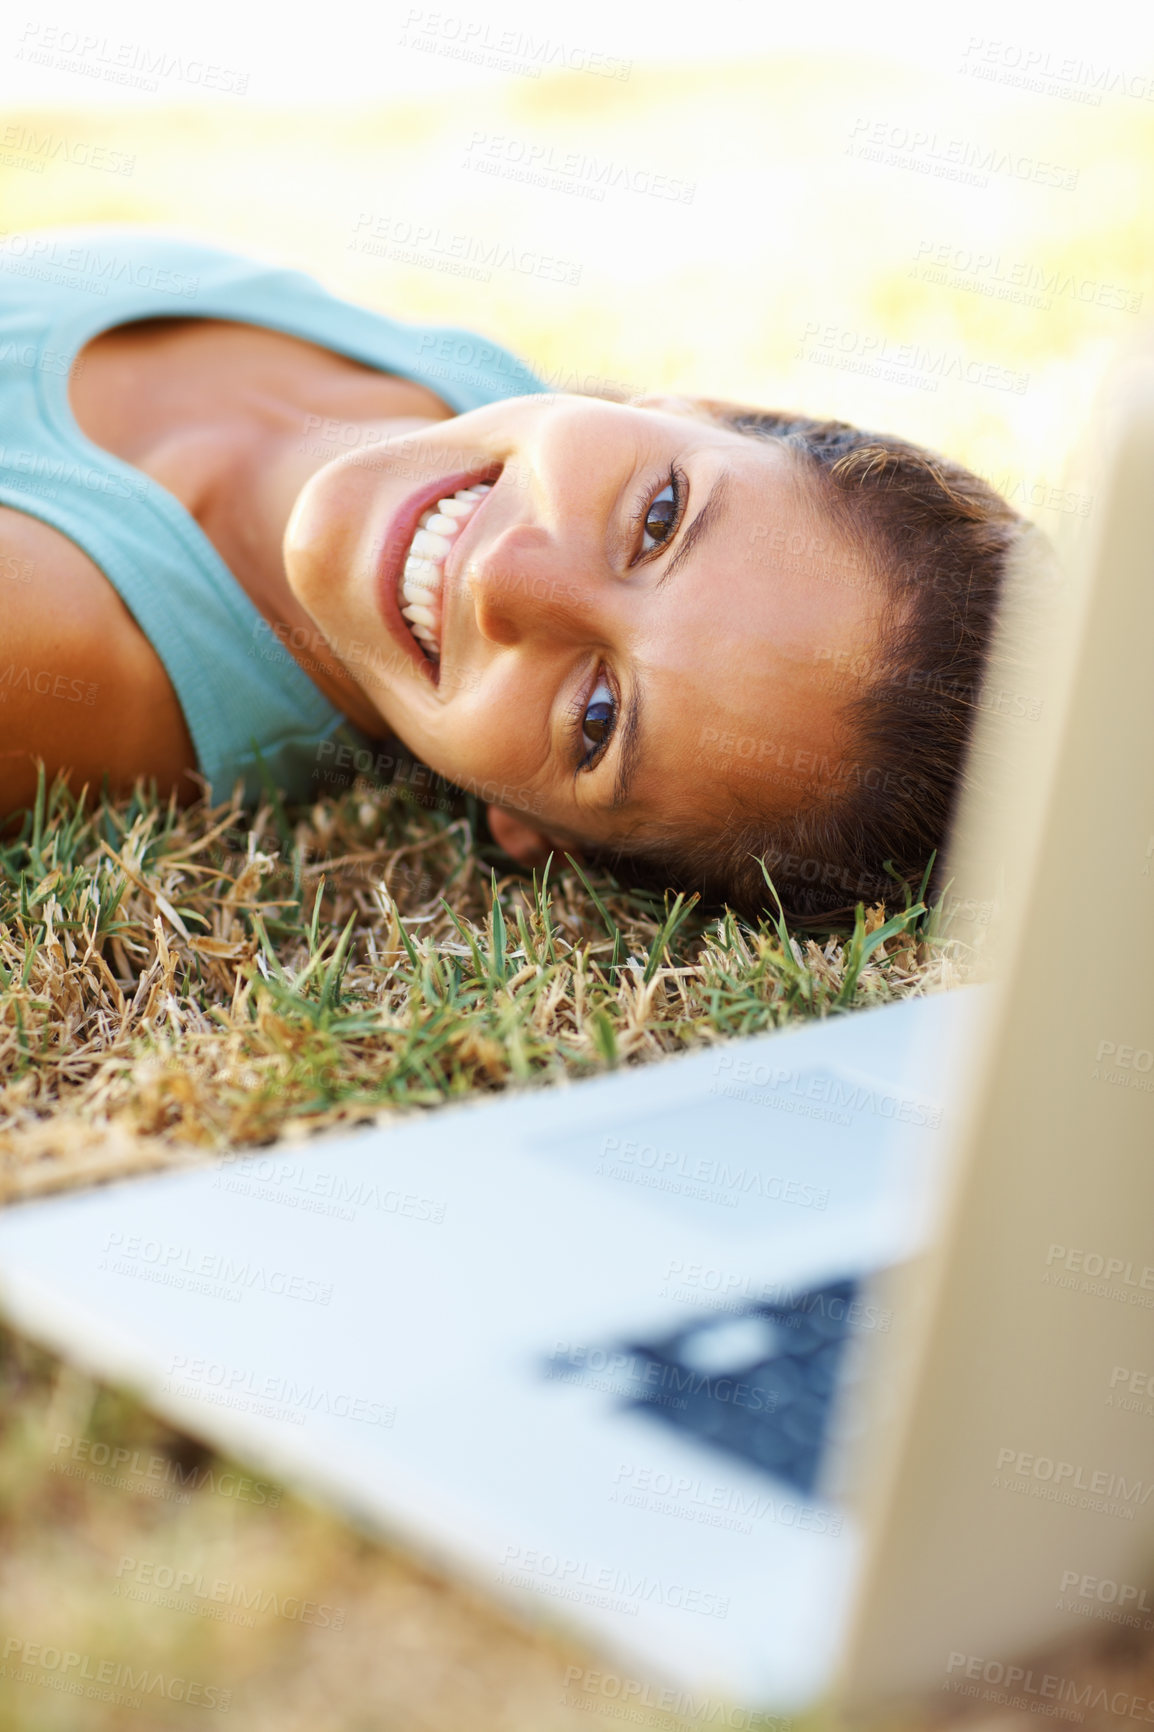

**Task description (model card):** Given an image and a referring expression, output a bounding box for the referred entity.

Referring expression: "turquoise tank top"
[0,225,548,804]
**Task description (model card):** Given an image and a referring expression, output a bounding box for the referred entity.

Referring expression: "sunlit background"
[3,0,1154,549]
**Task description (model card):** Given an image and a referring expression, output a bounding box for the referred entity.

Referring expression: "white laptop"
[0,343,1150,1718]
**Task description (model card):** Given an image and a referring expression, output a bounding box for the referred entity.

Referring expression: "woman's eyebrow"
[657,467,735,590]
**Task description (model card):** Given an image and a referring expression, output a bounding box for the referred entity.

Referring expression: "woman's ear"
[486,805,581,867]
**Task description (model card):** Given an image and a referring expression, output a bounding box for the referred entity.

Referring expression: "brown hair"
[599,400,1029,926]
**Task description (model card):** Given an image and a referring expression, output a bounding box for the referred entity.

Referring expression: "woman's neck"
[205,404,448,736]
[69,317,455,736]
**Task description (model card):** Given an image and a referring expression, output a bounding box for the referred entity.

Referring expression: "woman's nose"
[463,521,600,647]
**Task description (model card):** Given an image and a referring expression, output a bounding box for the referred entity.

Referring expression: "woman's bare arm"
[0,504,202,830]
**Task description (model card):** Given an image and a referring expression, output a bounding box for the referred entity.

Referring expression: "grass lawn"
[0,765,949,1197]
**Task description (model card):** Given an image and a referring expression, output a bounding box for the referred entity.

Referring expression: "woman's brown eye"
[641,482,677,553]
[581,678,617,759]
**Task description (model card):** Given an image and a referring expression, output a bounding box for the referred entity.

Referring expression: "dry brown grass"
[0,764,957,1203]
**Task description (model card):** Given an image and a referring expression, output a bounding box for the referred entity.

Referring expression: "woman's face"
[284,393,886,857]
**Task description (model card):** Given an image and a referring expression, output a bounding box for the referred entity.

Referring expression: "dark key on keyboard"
[615,1278,861,1495]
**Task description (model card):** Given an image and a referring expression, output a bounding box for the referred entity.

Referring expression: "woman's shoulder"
[0,503,200,824]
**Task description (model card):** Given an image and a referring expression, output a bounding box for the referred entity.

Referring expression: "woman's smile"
[369,461,500,684]
[393,481,495,663]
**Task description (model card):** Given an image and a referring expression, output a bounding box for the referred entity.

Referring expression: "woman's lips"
[374,464,498,681]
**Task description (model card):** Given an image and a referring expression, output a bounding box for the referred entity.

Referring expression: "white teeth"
[402,580,438,607]
[401,602,438,629]
[396,477,495,660]
[404,554,442,587]
[411,527,453,560]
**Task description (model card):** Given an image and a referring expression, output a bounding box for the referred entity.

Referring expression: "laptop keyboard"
[546,1277,861,1496]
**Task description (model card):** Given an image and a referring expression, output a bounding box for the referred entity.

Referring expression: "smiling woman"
[285,396,886,856]
[0,226,1026,921]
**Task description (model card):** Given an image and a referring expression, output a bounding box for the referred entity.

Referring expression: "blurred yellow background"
[3,48,1152,546]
